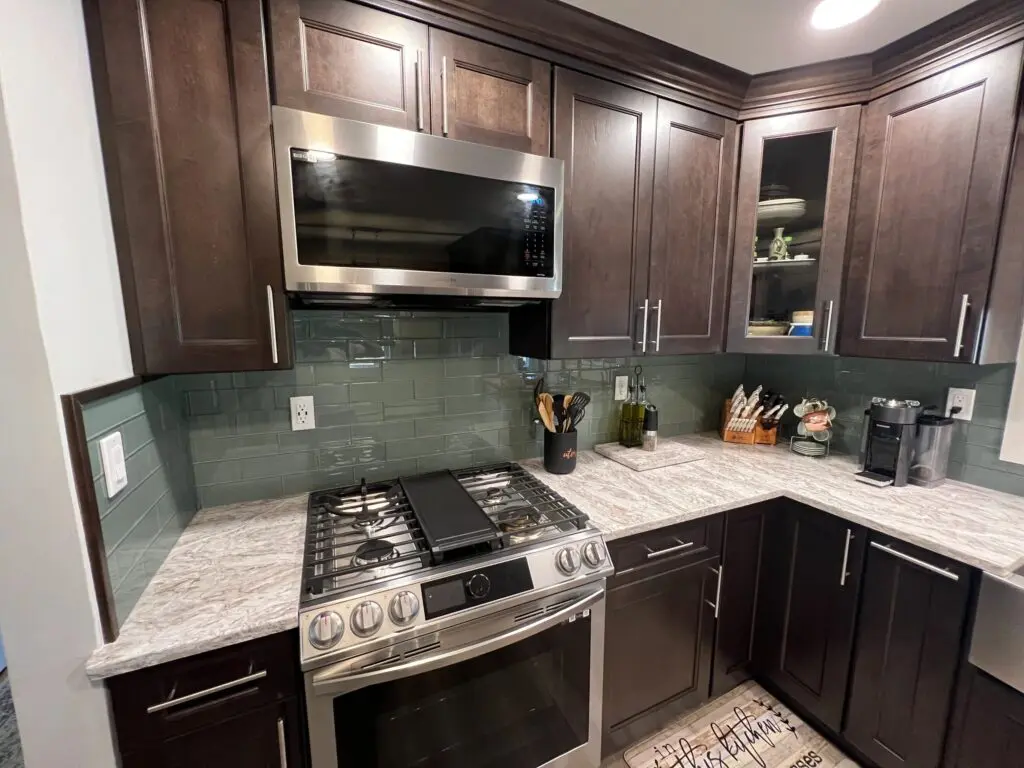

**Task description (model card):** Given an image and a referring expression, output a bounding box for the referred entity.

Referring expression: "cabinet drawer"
[108,632,299,754]
[608,515,723,585]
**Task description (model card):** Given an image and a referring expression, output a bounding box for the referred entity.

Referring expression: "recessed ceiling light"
[811,0,882,30]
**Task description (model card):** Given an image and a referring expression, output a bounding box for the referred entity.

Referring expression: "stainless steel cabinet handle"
[266,285,279,365]
[705,565,723,619]
[953,293,970,358]
[870,541,960,582]
[652,299,663,353]
[277,717,288,767]
[441,55,449,136]
[146,670,268,714]
[415,50,424,131]
[840,528,852,586]
[637,299,650,353]
[821,299,835,353]
[644,538,694,560]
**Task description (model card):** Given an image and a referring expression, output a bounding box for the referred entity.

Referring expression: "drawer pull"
[870,541,959,582]
[644,538,695,560]
[146,670,268,714]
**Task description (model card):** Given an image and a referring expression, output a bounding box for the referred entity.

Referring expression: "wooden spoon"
[537,393,556,432]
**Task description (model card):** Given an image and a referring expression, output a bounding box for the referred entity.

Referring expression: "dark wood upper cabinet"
[85,0,291,374]
[754,502,865,732]
[727,106,860,355]
[841,42,1024,362]
[945,667,1024,768]
[711,502,771,698]
[269,0,429,130]
[843,537,972,768]
[428,30,550,154]
[511,68,657,359]
[648,100,737,355]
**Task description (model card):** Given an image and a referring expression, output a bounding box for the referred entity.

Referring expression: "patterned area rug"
[624,682,858,768]
[0,674,24,768]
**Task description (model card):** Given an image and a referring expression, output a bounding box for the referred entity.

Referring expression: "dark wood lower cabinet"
[843,538,972,768]
[711,502,772,697]
[945,667,1024,767]
[602,550,718,756]
[121,698,304,768]
[753,502,866,732]
[108,632,305,767]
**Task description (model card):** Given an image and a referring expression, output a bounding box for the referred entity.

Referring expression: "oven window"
[290,150,555,278]
[333,614,591,767]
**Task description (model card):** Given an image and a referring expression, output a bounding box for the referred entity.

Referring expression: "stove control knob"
[582,541,606,569]
[308,611,344,650]
[556,546,582,576]
[350,601,385,638]
[389,591,420,626]
[468,573,491,599]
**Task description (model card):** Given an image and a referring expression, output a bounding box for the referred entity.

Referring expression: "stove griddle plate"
[400,471,502,559]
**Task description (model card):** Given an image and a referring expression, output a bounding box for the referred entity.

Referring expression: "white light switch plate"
[614,376,629,401]
[946,387,976,421]
[99,432,128,498]
[290,395,316,431]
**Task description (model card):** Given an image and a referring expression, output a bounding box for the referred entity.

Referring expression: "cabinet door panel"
[269,0,428,130]
[87,0,289,373]
[727,107,859,355]
[548,68,657,358]
[755,504,865,732]
[841,43,1024,361]
[120,699,304,768]
[429,30,550,154]
[712,503,771,697]
[844,539,971,768]
[649,100,737,355]
[604,558,715,731]
[946,668,1024,768]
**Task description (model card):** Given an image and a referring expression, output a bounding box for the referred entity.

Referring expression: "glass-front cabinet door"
[727,107,860,354]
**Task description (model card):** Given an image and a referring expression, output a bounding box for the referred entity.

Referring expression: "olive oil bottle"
[618,366,646,447]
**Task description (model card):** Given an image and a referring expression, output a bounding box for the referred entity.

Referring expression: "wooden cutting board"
[594,440,705,471]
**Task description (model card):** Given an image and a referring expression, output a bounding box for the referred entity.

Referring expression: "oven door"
[273,106,564,302]
[305,585,604,768]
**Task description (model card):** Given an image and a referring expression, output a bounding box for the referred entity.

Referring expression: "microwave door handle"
[311,587,604,698]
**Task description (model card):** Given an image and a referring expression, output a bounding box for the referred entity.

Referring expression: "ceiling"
[559,0,978,74]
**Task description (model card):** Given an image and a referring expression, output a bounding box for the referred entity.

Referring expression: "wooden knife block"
[720,400,778,446]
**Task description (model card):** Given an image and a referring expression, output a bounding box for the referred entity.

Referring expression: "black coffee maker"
[855,398,922,487]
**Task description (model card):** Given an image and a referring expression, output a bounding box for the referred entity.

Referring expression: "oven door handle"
[311,587,604,697]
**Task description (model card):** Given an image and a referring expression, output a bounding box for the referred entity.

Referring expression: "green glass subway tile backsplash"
[83,377,197,625]
[182,310,745,507]
[744,355,1022,496]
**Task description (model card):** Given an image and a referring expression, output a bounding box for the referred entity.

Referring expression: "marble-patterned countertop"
[522,435,1024,576]
[86,495,307,680]
[88,434,1024,680]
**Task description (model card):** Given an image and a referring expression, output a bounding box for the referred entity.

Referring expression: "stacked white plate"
[757,197,807,227]
[791,439,827,457]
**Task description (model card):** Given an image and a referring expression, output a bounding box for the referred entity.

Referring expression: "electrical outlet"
[614,376,629,401]
[99,432,128,498]
[946,387,975,421]
[290,395,316,431]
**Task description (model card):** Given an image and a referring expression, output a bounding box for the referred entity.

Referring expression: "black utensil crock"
[543,430,578,474]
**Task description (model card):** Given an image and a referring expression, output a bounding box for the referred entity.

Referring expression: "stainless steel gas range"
[298,463,612,768]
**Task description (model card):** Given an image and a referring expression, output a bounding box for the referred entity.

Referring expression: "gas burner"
[351,512,397,532]
[353,539,398,566]
[480,487,511,505]
[497,509,542,532]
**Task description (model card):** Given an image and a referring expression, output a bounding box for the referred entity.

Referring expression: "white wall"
[0,1,135,766]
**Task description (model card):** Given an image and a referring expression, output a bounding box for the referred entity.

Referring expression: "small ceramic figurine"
[793,398,837,443]
[769,227,789,260]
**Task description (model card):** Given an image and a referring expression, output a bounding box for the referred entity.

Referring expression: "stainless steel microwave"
[272,106,564,306]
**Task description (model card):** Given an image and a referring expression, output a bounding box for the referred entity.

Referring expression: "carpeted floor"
[0,673,24,768]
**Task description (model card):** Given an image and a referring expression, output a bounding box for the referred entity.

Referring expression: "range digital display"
[424,579,467,615]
